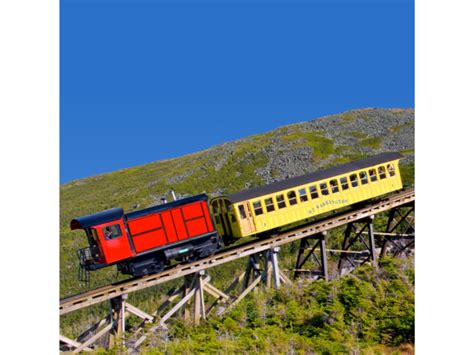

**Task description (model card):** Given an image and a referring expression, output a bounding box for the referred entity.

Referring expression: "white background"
[0,0,473,352]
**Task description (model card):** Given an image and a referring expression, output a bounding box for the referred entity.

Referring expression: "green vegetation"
[399,162,415,187]
[390,121,415,133]
[340,112,355,121]
[359,137,382,149]
[281,131,334,160]
[348,131,367,139]
[95,257,414,354]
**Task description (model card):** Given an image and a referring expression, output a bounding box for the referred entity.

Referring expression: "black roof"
[125,194,208,220]
[70,208,124,230]
[225,152,403,203]
[70,194,208,230]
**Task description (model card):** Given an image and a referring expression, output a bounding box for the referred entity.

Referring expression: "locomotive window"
[298,188,308,202]
[320,182,329,196]
[276,194,286,209]
[359,171,368,185]
[387,163,396,177]
[340,176,349,190]
[238,205,247,219]
[212,201,219,214]
[369,169,377,182]
[103,224,122,240]
[350,174,359,187]
[253,201,264,216]
[309,185,318,199]
[287,191,298,205]
[330,179,339,193]
[265,198,275,212]
[378,166,387,179]
[230,214,236,223]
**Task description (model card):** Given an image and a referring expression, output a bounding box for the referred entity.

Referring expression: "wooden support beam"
[125,302,154,321]
[204,283,230,301]
[194,271,206,324]
[320,232,329,281]
[153,285,185,316]
[357,231,415,237]
[206,271,245,314]
[159,288,197,326]
[270,248,281,289]
[60,335,92,351]
[278,270,292,285]
[73,323,113,353]
[75,315,110,343]
[328,249,370,254]
[108,295,126,348]
[228,275,262,310]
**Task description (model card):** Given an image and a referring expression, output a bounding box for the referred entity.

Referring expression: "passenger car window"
[340,176,349,190]
[309,185,318,199]
[238,205,247,219]
[265,198,275,212]
[359,171,368,185]
[276,194,286,209]
[369,168,377,182]
[103,224,122,240]
[330,179,339,193]
[320,182,329,196]
[378,166,387,179]
[350,174,359,187]
[287,191,298,205]
[253,201,263,216]
[387,163,396,177]
[298,188,308,202]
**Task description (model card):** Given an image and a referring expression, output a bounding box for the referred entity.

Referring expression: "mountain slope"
[60,107,414,298]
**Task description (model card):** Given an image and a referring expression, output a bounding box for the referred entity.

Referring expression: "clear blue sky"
[60,0,414,183]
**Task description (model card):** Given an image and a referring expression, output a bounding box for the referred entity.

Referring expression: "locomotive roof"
[125,193,208,220]
[70,208,124,230]
[70,194,208,230]
[225,152,403,203]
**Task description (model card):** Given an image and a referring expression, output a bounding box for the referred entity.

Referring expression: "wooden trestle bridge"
[60,188,415,352]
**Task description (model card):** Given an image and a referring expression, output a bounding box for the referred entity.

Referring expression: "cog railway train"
[71,152,403,278]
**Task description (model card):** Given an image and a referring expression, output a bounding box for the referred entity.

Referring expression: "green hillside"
[60,108,415,349]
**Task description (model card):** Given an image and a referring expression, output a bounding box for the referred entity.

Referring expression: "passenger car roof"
[225,152,403,203]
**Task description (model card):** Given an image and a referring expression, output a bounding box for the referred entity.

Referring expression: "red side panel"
[132,229,167,252]
[201,201,214,232]
[161,210,178,243]
[123,200,216,256]
[171,209,188,240]
[128,214,162,235]
[182,203,203,220]
[186,218,209,236]
[128,214,167,253]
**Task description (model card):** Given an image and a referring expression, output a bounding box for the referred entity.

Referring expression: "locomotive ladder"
[60,188,415,352]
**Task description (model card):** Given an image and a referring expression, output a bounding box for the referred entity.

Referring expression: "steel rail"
[60,188,414,315]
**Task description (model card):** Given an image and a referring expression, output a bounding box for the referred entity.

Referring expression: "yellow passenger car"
[210,152,403,243]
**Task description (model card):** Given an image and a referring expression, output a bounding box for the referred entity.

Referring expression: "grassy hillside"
[60,108,415,341]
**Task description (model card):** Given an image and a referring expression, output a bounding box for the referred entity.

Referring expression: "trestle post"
[337,216,377,276]
[380,204,415,259]
[108,294,126,348]
[294,231,328,281]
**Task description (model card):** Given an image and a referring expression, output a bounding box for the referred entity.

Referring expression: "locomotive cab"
[71,208,135,271]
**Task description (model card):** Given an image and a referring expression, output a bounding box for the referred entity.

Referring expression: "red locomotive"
[71,194,221,277]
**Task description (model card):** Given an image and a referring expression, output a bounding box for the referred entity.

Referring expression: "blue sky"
[60,0,414,183]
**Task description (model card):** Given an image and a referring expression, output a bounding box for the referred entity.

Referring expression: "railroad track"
[60,188,414,315]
